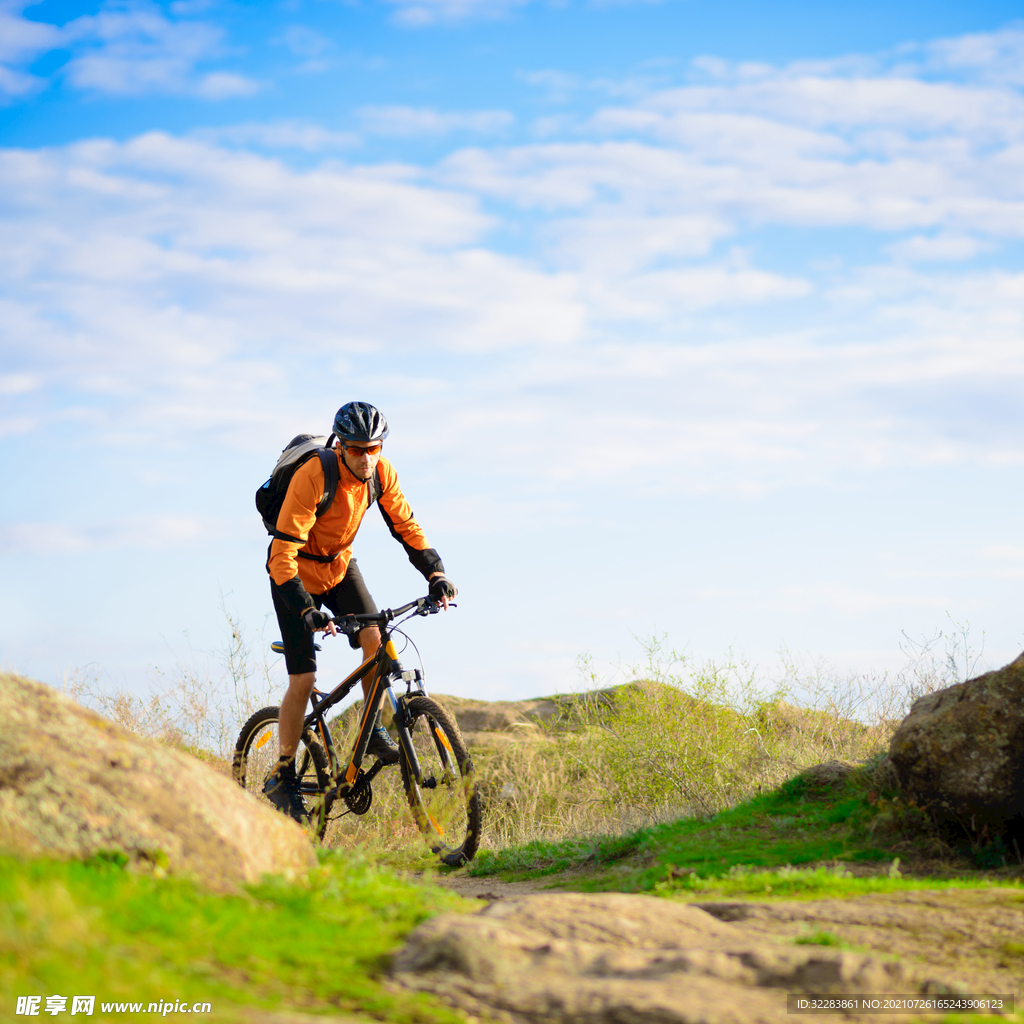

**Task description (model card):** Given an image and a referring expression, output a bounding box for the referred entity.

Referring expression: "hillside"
[3,671,1023,1024]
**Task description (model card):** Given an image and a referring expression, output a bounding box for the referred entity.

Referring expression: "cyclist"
[263,400,457,823]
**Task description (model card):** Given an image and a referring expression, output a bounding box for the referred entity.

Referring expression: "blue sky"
[2,0,1023,704]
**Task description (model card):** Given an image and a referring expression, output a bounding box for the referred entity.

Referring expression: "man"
[264,400,457,823]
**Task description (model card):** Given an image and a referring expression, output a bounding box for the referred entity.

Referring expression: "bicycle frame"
[298,602,439,801]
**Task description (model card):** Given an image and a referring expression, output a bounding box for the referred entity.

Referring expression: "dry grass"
[64,620,971,861]
[66,605,278,765]
[454,633,960,851]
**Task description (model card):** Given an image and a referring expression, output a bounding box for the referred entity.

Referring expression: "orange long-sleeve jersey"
[268,451,442,595]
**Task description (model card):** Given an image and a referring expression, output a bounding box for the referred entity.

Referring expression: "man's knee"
[358,627,380,658]
[286,672,316,700]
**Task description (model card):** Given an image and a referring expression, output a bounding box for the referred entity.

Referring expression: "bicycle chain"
[342,769,373,815]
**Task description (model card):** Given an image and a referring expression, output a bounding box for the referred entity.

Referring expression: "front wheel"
[232,706,330,839]
[399,695,482,866]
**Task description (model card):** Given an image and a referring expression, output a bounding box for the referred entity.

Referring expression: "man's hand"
[428,574,457,610]
[303,608,338,635]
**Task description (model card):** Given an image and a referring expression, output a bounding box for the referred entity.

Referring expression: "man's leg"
[264,666,316,823]
[356,625,399,763]
[357,627,381,701]
[279,671,316,757]
[266,582,321,822]
[321,563,398,764]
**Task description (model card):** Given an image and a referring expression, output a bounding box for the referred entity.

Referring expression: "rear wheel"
[399,695,482,866]
[232,706,330,839]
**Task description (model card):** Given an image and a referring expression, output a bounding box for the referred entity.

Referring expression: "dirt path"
[695,887,1024,998]
[432,869,1024,1000]
[433,870,568,901]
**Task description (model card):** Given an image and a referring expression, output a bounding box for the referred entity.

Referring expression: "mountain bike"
[231,596,482,866]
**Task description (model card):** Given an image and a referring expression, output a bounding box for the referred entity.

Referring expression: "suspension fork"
[393,689,424,784]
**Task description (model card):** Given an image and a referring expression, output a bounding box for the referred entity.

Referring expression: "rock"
[428,694,566,734]
[886,653,1024,843]
[392,893,959,1023]
[793,760,859,794]
[0,673,317,890]
[434,688,624,736]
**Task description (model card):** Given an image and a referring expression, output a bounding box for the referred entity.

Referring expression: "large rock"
[392,893,961,1023]
[0,673,316,890]
[886,653,1024,843]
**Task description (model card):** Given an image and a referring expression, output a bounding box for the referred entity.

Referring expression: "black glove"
[303,608,332,632]
[429,575,457,603]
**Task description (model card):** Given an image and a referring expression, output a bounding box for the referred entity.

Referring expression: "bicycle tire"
[232,706,330,839]
[399,695,482,866]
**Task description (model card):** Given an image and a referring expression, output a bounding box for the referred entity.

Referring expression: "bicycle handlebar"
[328,596,452,634]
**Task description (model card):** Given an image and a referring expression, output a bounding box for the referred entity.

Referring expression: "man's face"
[340,440,382,481]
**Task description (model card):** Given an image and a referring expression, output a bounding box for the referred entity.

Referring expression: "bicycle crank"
[343,771,373,814]
[338,758,386,815]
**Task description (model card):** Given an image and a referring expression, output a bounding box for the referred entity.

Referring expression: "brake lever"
[332,615,362,636]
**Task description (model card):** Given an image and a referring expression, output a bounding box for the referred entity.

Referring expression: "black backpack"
[256,433,381,564]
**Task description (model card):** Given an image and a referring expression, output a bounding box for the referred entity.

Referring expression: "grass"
[71,618,948,859]
[469,770,883,880]
[28,622,1021,1024]
[794,930,842,945]
[0,850,470,1023]
[468,769,1024,900]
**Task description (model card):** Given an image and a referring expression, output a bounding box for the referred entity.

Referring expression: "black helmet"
[333,401,389,443]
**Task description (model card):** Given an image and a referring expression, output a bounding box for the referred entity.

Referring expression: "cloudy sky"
[2,0,1022,703]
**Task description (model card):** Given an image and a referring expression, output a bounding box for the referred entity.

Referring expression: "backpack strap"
[367,464,383,507]
[293,448,342,563]
[315,448,340,517]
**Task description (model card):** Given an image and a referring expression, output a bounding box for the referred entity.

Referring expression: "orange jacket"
[268,451,441,595]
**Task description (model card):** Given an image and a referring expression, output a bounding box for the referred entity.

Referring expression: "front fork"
[392,684,425,785]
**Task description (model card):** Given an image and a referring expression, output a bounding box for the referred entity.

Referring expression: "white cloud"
[192,71,259,100]
[0,1,259,100]
[61,5,262,98]
[776,584,949,616]
[4,24,1024,498]
[0,515,241,555]
[381,0,531,26]
[277,24,334,58]
[435,45,1024,255]
[0,62,41,97]
[0,2,60,63]
[0,1,61,97]
[546,211,729,271]
[194,120,359,152]
[924,25,1024,87]
[274,23,334,73]
[0,372,41,394]
[886,233,990,263]
[357,105,514,137]
[0,132,586,457]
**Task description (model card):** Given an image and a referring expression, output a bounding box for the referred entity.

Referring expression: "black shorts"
[271,558,379,675]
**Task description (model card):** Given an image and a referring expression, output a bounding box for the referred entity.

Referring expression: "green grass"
[1,850,470,1023]
[469,771,1023,900]
[471,772,882,880]
[794,930,842,946]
